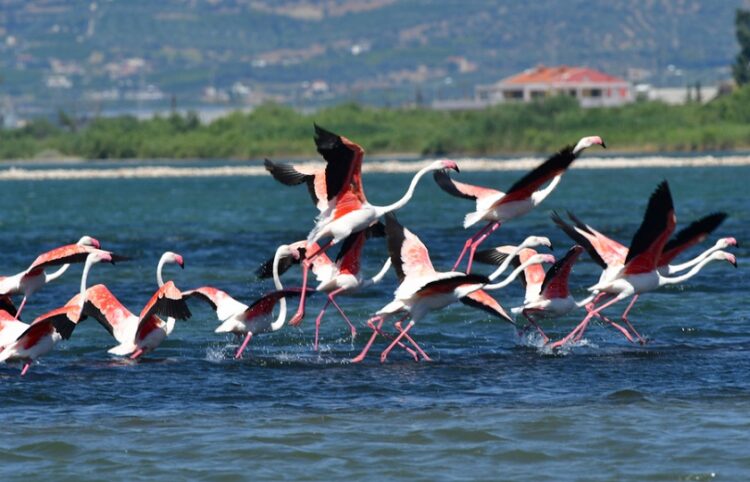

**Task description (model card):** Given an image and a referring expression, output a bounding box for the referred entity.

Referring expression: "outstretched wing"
[138,281,192,324]
[385,213,435,283]
[658,212,727,267]
[183,286,248,321]
[81,284,135,343]
[264,158,327,211]
[624,181,676,275]
[314,124,366,203]
[433,170,502,201]
[28,306,80,340]
[460,289,514,324]
[540,245,583,300]
[498,145,576,205]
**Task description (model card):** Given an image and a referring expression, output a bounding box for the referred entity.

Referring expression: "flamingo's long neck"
[488,243,531,281]
[156,256,167,287]
[657,252,725,287]
[365,258,392,287]
[663,241,724,275]
[485,257,542,290]
[374,164,434,216]
[45,263,71,283]
[79,256,95,302]
[270,245,287,331]
[530,174,562,207]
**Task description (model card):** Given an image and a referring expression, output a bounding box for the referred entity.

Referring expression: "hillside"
[0,0,748,115]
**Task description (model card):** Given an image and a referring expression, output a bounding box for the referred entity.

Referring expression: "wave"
[1,155,748,180]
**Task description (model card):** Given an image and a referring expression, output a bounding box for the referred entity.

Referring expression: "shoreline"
[0,155,748,181]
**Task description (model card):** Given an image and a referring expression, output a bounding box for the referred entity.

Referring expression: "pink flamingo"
[291,141,458,325]
[0,250,114,375]
[82,252,191,359]
[434,136,605,273]
[351,213,554,363]
[184,244,310,359]
[0,236,101,319]
[258,231,391,351]
[477,245,591,342]
[552,209,735,342]
[548,182,737,349]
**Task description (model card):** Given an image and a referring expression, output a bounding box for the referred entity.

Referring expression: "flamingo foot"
[20,362,31,376]
[351,317,383,363]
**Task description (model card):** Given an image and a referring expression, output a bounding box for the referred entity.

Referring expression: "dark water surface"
[0,163,748,480]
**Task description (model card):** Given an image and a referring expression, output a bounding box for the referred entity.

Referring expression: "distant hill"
[0,0,748,115]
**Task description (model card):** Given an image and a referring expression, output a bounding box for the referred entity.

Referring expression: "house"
[476,65,633,108]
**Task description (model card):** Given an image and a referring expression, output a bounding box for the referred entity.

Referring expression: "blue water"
[0,163,748,480]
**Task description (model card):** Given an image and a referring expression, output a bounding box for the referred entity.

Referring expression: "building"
[476,65,633,108]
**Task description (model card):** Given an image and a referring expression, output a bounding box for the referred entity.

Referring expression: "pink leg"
[289,241,333,326]
[129,348,144,359]
[329,293,357,340]
[351,316,385,363]
[619,295,646,344]
[14,297,27,321]
[235,332,253,359]
[521,310,549,343]
[549,296,624,349]
[380,320,415,363]
[393,320,431,361]
[452,221,495,271]
[465,222,501,273]
[313,298,331,352]
[585,292,606,312]
[20,362,30,376]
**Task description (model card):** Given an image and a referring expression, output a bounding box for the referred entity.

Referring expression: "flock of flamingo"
[0,125,739,375]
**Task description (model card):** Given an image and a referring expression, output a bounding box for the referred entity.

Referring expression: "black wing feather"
[384,213,407,282]
[551,211,607,269]
[663,212,727,253]
[539,245,582,295]
[433,170,476,200]
[625,181,674,265]
[505,145,576,196]
[314,124,355,201]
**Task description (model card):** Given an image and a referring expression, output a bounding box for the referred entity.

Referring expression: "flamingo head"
[433,159,460,173]
[77,236,101,249]
[717,251,737,268]
[718,237,738,249]
[573,136,606,154]
[287,240,309,261]
[162,251,185,269]
[88,250,114,265]
[533,254,557,265]
[521,236,553,251]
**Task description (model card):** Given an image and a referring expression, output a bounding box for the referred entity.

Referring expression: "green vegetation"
[4,88,750,160]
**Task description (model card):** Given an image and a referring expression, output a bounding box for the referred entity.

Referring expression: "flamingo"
[552,209,735,341]
[351,213,554,363]
[549,181,737,349]
[0,236,101,319]
[291,141,458,325]
[257,230,391,351]
[476,245,596,343]
[184,244,310,359]
[434,136,605,273]
[0,250,114,375]
[81,252,192,359]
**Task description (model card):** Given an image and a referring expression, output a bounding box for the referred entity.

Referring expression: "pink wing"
[517,248,545,295]
[433,170,502,201]
[138,281,191,324]
[26,244,98,274]
[540,246,583,300]
[82,284,135,342]
[460,289,513,323]
[184,286,248,321]
[586,227,628,267]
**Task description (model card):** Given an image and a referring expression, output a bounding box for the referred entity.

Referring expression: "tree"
[733,9,750,86]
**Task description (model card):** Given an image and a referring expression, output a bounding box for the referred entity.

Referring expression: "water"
[0,163,748,480]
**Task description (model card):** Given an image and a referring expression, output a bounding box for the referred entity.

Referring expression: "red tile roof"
[502,65,627,85]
